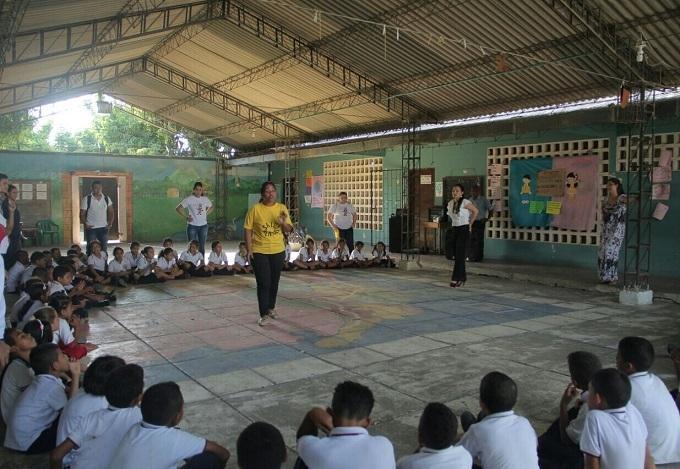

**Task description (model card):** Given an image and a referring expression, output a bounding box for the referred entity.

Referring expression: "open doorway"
[409,168,435,250]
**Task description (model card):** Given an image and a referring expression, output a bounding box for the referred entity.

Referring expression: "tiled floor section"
[1,268,679,468]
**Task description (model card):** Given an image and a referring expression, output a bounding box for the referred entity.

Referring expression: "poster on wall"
[490,164,502,176]
[509,157,553,227]
[550,155,599,231]
[311,176,324,208]
[536,169,565,197]
[435,181,443,197]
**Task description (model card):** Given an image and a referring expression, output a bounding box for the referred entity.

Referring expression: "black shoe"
[460,411,477,432]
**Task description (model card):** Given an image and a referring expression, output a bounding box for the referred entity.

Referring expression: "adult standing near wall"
[468,184,493,262]
[80,181,114,255]
[244,181,292,327]
[447,184,478,288]
[598,177,627,284]
[0,173,16,329]
[1,184,21,268]
[327,191,357,251]
[176,182,213,255]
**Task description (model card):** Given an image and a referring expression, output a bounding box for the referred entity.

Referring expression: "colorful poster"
[546,201,562,215]
[550,155,599,231]
[652,183,670,200]
[311,176,324,208]
[509,157,553,227]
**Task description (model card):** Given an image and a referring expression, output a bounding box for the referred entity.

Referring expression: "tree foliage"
[0,111,52,151]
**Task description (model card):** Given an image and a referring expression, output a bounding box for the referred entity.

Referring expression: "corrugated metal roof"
[2,0,679,150]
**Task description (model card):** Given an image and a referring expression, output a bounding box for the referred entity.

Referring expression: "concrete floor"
[1,266,679,468]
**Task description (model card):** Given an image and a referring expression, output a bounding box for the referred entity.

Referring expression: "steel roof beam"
[0,58,144,113]
[142,58,310,140]
[0,0,29,82]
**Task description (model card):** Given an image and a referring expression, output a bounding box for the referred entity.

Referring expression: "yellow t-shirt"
[243,202,292,254]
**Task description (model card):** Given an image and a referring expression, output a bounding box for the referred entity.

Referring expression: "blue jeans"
[85,227,109,255]
[187,223,208,254]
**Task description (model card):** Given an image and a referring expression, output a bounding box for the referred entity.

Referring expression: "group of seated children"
[286,238,396,271]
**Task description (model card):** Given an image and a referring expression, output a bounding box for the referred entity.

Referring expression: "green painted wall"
[271,117,680,277]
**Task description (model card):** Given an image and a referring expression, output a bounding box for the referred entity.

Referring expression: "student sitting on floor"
[233,241,253,274]
[296,380,395,469]
[48,296,95,351]
[0,328,37,425]
[50,248,62,268]
[51,363,144,469]
[350,241,370,267]
[617,336,680,465]
[20,251,49,287]
[316,240,339,269]
[179,240,212,277]
[86,240,110,285]
[123,241,142,276]
[70,244,88,265]
[397,402,472,469]
[158,238,179,261]
[458,371,539,469]
[208,241,234,275]
[294,238,320,270]
[331,238,353,268]
[51,264,111,310]
[580,368,654,469]
[56,355,126,467]
[34,306,94,360]
[237,422,287,469]
[4,344,81,454]
[6,250,29,294]
[108,247,133,287]
[108,381,230,469]
[157,247,186,281]
[10,278,43,325]
[137,246,159,284]
[538,351,602,469]
[16,281,48,328]
[23,319,53,345]
[371,242,396,268]
[282,235,297,271]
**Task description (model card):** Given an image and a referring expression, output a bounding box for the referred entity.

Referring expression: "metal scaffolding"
[400,122,421,259]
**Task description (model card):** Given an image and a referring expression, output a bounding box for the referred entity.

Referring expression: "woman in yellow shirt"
[244,181,293,326]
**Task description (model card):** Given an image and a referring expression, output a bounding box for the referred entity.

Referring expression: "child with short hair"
[158,238,178,261]
[617,336,680,465]
[295,239,320,270]
[137,246,159,284]
[70,244,88,265]
[296,380,395,469]
[16,281,48,328]
[50,248,62,267]
[51,363,143,469]
[538,351,602,469]
[316,239,339,269]
[458,371,539,469]
[108,381,230,468]
[371,242,395,268]
[4,343,81,453]
[1,328,37,424]
[23,319,53,345]
[331,238,352,268]
[34,306,94,360]
[580,368,654,469]
[86,240,110,285]
[179,240,212,277]
[157,247,186,280]
[233,241,253,273]
[6,249,29,294]
[108,247,132,287]
[397,402,472,469]
[20,251,48,286]
[48,265,72,297]
[208,241,234,275]
[237,422,287,469]
[49,296,94,350]
[350,241,370,267]
[123,241,142,275]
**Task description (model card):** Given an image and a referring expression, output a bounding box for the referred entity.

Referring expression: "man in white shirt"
[397,402,472,469]
[468,184,493,261]
[580,368,654,469]
[327,192,357,252]
[296,380,395,469]
[458,372,539,469]
[617,337,680,465]
[80,181,114,255]
[175,182,213,255]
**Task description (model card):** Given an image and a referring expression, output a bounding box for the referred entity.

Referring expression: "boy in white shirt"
[538,351,602,468]
[397,402,472,469]
[6,250,29,294]
[349,241,370,267]
[4,343,80,453]
[237,422,287,469]
[20,251,49,287]
[108,381,230,469]
[158,238,178,261]
[123,241,142,275]
[86,240,110,285]
[617,337,680,465]
[580,368,654,469]
[136,246,159,284]
[208,240,234,275]
[179,240,212,277]
[296,380,395,469]
[51,364,144,469]
[0,328,36,424]
[233,241,253,274]
[157,247,187,280]
[108,247,133,287]
[459,371,539,469]
[294,238,320,270]
[316,239,339,269]
[330,238,352,268]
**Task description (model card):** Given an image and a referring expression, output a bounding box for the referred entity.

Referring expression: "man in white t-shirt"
[617,337,680,465]
[296,380,395,469]
[397,403,472,469]
[327,192,357,252]
[80,181,114,255]
[175,182,213,255]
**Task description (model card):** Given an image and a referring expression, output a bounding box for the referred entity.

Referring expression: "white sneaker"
[257,316,268,327]
[267,309,278,319]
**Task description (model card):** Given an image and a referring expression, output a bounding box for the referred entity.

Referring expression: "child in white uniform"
[371,242,395,268]
[233,241,252,274]
[349,241,370,267]
[158,238,178,261]
[282,235,297,271]
[123,241,142,276]
[136,246,159,284]
[86,241,110,285]
[157,248,186,280]
[208,241,233,275]
[179,241,212,277]
[6,250,29,294]
[315,239,339,269]
[294,239,320,270]
[108,247,132,287]
[331,238,352,268]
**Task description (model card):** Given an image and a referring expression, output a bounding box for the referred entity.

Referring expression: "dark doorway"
[80,177,119,238]
[408,168,435,251]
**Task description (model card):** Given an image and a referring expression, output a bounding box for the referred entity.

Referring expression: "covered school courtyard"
[2,0,680,467]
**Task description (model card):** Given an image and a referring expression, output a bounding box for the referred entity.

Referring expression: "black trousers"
[451,225,470,282]
[181,451,224,469]
[537,407,583,469]
[337,227,354,251]
[252,251,285,317]
[26,416,59,454]
[468,219,486,261]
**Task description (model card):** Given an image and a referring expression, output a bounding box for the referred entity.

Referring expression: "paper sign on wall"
[36,183,47,192]
[659,149,673,168]
[420,174,432,184]
[434,181,443,197]
[536,169,565,197]
[546,201,562,215]
[652,203,669,221]
[490,164,502,176]
[652,183,670,200]
[36,192,47,200]
[651,166,672,183]
[529,200,546,214]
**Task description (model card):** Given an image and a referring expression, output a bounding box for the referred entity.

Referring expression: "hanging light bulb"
[382,24,386,36]
[250,129,256,138]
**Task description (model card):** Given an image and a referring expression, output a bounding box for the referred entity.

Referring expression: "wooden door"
[408,168,435,251]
